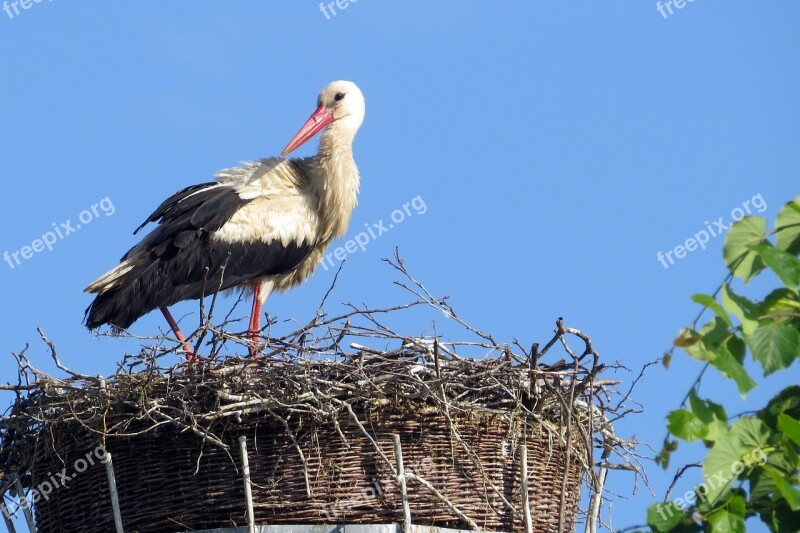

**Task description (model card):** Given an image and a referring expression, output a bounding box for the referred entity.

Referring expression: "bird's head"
[281,80,365,156]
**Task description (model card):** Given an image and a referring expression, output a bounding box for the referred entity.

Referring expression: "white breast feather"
[213,157,319,249]
[212,194,318,247]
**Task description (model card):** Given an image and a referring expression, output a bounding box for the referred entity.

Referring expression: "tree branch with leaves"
[644,196,800,533]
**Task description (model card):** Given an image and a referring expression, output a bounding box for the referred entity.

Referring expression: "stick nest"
[0,257,642,533]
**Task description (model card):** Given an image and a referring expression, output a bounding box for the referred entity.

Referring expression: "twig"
[406,473,480,530]
[664,463,702,502]
[264,407,312,497]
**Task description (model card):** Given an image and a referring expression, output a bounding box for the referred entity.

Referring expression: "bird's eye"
[334,92,346,101]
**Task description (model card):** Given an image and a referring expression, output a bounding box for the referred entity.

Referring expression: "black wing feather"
[86,182,315,330]
[133,182,219,234]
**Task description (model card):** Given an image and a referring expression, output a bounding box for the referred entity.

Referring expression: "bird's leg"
[248,285,263,357]
[160,307,195,363]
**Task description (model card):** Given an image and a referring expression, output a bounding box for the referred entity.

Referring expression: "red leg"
[248,285,263,357]
[160,307,195,363]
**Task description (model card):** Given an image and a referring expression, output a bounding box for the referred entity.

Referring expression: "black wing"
[86,182,314,329]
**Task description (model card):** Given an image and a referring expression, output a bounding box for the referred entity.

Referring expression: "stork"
[84,80,365,359]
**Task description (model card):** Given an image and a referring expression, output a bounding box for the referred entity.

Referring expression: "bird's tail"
[85,261,135,294]
[84,257,162,330]
[84,260,140,330]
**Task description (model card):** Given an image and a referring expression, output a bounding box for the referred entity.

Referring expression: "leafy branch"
[645,196,800,533]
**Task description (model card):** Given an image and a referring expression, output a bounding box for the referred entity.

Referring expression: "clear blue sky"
[1,2,798,531]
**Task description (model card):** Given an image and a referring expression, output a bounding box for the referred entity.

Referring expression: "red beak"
[281,105,334,156]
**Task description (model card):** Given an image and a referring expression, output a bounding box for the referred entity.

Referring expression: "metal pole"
[521,444,533,533]
[104,451,125,533]
[239,436,256,533]
[393,434,412,533]
[13,480,35,533]
[0,494,17,533]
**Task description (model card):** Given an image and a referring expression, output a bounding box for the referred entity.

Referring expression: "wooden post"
[13,480,35,533]
[393,434,412,533]
[521,444,533,533]
[239,436,256,533]
[103,451,125,533]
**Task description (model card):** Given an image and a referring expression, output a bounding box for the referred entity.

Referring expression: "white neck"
[310,122,361,241]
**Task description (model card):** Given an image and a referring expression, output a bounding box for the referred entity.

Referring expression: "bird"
[84,80,365,359]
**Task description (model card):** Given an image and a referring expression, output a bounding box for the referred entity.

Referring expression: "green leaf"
[721,285,760,336]
[730,417,771,449]
[675,329,717,361]
[647,501,685,532]
[764,386,800,421]
[702,418,769,504]
[724,216,767,283]
[750,242,800,290]
[760,502,800,533]
[726,335,746,364]
[692,293,733,327]
[764,466,800,511]
[702,443,739,503]
[760,386,800,437]
[699,317,733,347]
[668,409,708,442]
[777,414,800,446]
[675,326,755,396]
[709,344,756,397]
[749,447,793,502]
[776,196,800,255]
[761,288,800,317]
[689,391,728,442]
[746,323,800,375]
[750,468,777,503]
[706,494,746,533]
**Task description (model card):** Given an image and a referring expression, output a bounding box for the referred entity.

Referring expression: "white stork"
[84,80,365,358]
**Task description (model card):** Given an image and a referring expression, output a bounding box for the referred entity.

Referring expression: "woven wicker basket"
[32,405,583,532]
